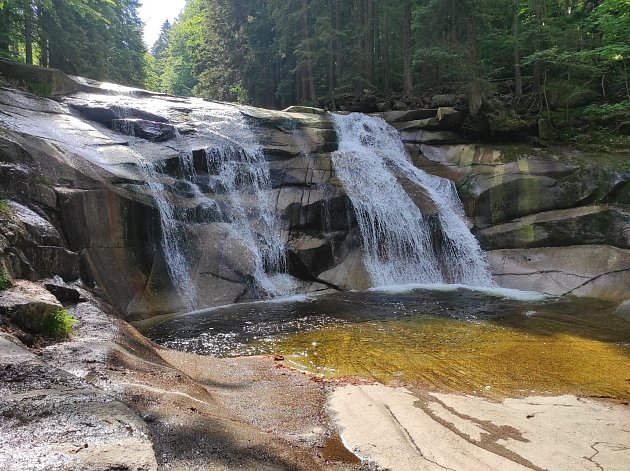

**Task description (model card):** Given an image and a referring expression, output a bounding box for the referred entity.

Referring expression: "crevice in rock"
[562,267,630,297]
[383,403,456,471]
[313,278,343,292]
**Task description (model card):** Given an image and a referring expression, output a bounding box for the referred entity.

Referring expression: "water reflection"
[143,287,630,399]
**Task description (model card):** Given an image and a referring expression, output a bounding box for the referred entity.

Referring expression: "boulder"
[462,167,627,229]
[393,118,441,132]
[0,280,63,333]
[7,201,63,246]
[44,278,83,303]
[112,118,177,142]
[413,144,629,228]
[0,333,158,471]
[0,59,84,96]
[287,235,338,278]
[436,107,465,128]
[487,245,630,301]
[400,130,467,145]
[318,247,371,291]
[475,206,630,250]
[373,109,438,123]
[0,200,80,282]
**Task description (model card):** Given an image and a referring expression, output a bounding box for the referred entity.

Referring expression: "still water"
[142,286,630,400]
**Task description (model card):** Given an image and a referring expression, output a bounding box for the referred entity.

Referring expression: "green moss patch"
[0,268,11,290]
[0,200,12,216]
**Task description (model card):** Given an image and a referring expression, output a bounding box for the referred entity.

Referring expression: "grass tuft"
[0,200,11,217]
[0,268,10,290]
[40,309,78,339]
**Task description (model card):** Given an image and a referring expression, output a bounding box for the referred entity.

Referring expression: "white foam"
[331,113,494,287]
[369,283,549,301]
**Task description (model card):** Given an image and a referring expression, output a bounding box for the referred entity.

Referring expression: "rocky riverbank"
[0,284,365,470]
[2,284,629,471]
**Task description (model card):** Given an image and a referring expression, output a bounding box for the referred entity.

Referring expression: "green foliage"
[0,199,12,216]
[2,0,626,135]
[40,309,77,339]
[37,174,51,185]
[144,0,629,126]
[583,102,630,121]
[0,267,11,291]
[0,0,147,87]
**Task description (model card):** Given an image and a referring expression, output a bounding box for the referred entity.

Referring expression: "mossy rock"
[283,105,326,115]
[0,280,77,338]
[0,59,82,96]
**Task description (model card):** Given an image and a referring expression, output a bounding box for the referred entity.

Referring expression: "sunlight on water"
[265,303,630,400]
[144,288,630,400]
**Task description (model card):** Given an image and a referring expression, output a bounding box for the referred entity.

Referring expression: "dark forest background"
[2,1,630,142]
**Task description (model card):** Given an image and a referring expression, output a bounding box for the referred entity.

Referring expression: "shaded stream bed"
[141,286,630,400]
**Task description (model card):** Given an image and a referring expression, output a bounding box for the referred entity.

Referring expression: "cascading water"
[192,104,292,295]
[201,143,290,295]
[331,113,494,287]
[137,161,198,308]
[110,96,294,303]
[114,118,198,308]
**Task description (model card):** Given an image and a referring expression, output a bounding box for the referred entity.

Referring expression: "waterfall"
[117,100,292,307]
[115,119,198,308]
[331,113,494,287]
[192,104,292,296]
[201,144,291,296]
[137,161,198,308]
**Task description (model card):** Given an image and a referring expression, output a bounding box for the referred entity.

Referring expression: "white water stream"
[332,113,494,287]
[117,100,293,307]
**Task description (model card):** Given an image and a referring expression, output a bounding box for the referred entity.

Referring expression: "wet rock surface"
[1,285,364,471]
[0,332,158,471]
[0,70,628,311]
[475,205,630,250]
[486,245,630,301]
[398,140,629,303]
[0,85,358,318]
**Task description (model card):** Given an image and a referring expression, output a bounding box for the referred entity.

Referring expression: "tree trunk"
[296,65,303,103]
[533,0,546,94]
[24,0,33,65]
[302,0,317,104]
[328,0,337,109]
[39,38,49,67]
[0,5,9,53]
[623,60,630,104]
[365,0,375,85]
[334,0,341,81]
[383,6,391,93]
[402,0,413,98]
[513,0,522,97]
